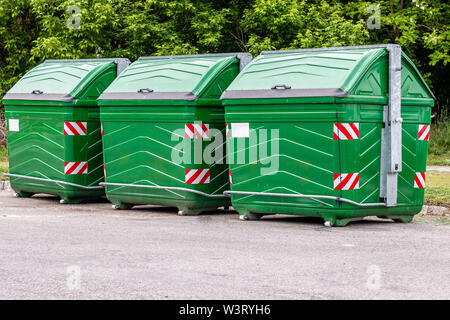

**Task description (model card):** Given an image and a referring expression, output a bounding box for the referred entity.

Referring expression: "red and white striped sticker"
[64,122,87,136]
[333,123,359,140]
[103,164,106,178]
[414,172,426,188]
[64,161,88,174]
[225,123,230,139]
[185,123,209,139]
[418,124,430,141]
[333,173,359,190]
[229,170,232,185]
[101,122,104,136]
[185,169,210,184]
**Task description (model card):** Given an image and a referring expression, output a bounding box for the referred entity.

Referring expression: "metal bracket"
[380,44,402,206]
[236,53,252,71]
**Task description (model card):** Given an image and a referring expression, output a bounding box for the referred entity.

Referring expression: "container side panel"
[101,105,229,209]
[76,65,117,100]
[201,64,240,99]
[352,57,388,97]
[5,105,104,199]
[227,104,340,210]
[226,103,424,219]
[401,60,434,99]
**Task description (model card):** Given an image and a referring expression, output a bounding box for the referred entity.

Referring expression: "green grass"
[424,171,450,207]
[0,145,7,180]
[427,152,450,166]
[428,118,450,165]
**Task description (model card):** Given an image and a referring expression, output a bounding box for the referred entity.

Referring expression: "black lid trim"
[98,91,198,101]
[221,88,348,100]
[2,93,74,102]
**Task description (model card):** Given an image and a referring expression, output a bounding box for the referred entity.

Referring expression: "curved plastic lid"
[221,45,434,103]
[221,48,387,99]
[98,53,250,101]
[2,59,128,102]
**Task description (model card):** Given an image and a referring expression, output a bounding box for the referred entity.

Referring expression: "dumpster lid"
[221,45,434,101]
[98,53,251,102]
[2,58,129,102]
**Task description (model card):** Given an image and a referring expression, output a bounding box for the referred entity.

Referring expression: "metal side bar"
[224,190,385,207]
[5,173,104,190]
[380,44,402,206]
[100,182,227,198]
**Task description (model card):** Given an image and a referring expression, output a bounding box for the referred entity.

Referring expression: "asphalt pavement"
[0,189,449,299]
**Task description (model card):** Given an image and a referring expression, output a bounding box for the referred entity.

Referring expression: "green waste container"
[221,45,434,226]
[2,58,130,203]
[98,53,251,214]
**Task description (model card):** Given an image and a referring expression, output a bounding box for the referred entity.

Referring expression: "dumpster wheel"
[14,191,34,198]
[239,212,263,221]
[60,198,83,204]
[386,215,414,223]
[178,208,206,216]
[324,220,334,227]
[112,203,134,210]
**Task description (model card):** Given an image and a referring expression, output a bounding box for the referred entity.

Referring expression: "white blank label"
[9,119,19,132]
[231,122,249,138]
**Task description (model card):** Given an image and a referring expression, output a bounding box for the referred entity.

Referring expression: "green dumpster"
[221,45,434,226]
[2,58,130,203]
[98,53,251,214]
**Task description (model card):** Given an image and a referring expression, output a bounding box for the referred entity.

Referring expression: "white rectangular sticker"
[9,119,19,132]
[231,122,249,138]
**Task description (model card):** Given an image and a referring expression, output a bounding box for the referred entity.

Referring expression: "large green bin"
[98,53,251,214]
[2,58,130,203]
[221,45,434,226]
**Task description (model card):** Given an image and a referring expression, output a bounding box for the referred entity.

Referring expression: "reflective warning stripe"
[103,164,106,178]
[101,122,104,136]
[229,170,232,185]
[333,123,359,140]
[225,123,230,139]
[414,172,426,188]
[64,162,88,174]
[185,169,210,184]
[64,122,87,135]
[185,123,209,139]
[333,173,359,190]
[418,125,430,141]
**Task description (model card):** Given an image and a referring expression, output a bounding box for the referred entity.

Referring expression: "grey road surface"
[0,189,449,300]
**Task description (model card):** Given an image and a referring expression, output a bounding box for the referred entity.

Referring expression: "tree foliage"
[0,0,448,114]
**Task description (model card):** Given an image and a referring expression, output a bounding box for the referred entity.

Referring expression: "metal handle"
[31,90,43,94]
[271,84,291,90]
[138,88,153,93]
